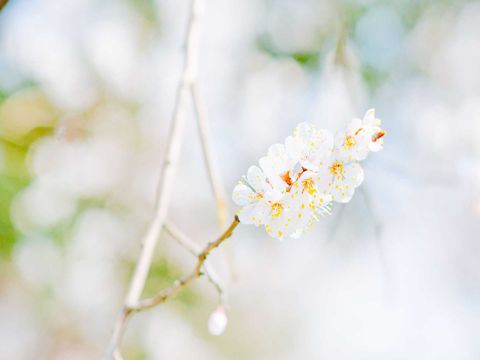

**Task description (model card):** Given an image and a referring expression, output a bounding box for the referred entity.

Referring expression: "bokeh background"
[1,0,480,359]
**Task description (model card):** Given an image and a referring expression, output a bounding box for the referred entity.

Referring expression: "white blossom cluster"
[233,109,385,240]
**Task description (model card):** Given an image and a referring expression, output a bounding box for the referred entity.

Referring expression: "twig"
[105,1,203,358]
[191,83,237,280]
[113,350,124,360]
[133,216,239,311]
[164,220,226,303]
[105,216,238,358]
[125,0,202,308]
[0,0,9,12]
[165,220,199,255]
[191,83,229,228]
[106,307,131,360]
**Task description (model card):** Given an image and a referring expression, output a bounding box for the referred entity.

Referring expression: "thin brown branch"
[133,216,239,311]
[105,0,203,358]
[165,220,226,302]
[0,0,9,12]
[105,216,238,359]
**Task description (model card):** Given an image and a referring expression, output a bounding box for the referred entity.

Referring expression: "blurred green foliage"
[256,34,321,70]
[0,87,57,258]
[126,0,159,28]
[140,257,199,307]
[0,169,28,257]
[0,138,30,257]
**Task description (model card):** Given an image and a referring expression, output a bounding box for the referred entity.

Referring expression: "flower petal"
[363,108,376,125]
[232,183,255,206]
[344,162,364,188]
[246,165,269,193]
[237,203,258,224]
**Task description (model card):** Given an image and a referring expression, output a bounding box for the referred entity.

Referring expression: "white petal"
[344,162,364,188]
[265,211,290,240]
[252,200,271,226]
[295,122,316,139]
[237,204,257,224]
[347,118,362,133]
[237,203,260,224]
[363,108,376,124]
[267,143,288,163]
[331,182,355,203]
[286,189,315,233]
[369,141,383,152]
[232,183,254,206]
[313,166,333,195]
[259,156,288,192]
[285,135,301,160]
[334,131,346,149]
[246,165,269,193]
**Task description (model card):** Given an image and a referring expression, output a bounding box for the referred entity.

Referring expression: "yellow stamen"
[271,202,283,217]
[302,178,316,195]
[330,161,345,176]
[344,135,356,148]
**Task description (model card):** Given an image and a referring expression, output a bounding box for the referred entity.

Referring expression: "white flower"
[258,143,297,192]
[285,122,333,171]
[256,139,333,240]
[317,157,364,203]
[362,108,385,152]
[232,109,384,240]
[232,165,272,226]
[335,109,385,161]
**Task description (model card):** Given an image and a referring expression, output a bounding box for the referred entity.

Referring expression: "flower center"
[372,130,385,142]
[344,135,356,148]
[329,161,344,176]
[302,178,316,195]
[271,202,283,217]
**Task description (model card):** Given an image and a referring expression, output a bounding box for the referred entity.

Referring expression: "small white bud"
[208,305,228,336]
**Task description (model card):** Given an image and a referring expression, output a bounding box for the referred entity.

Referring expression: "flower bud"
[208,305,228,336]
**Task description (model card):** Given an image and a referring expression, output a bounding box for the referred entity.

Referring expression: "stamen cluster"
[232,109,385,240]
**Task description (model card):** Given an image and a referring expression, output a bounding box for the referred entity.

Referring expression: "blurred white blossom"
[233,109,384,239]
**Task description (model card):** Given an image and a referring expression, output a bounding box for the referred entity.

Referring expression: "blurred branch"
[165,220,226,303]
[106,0,204,358]
[333,26,348,67]
[191,83,237,280]
[191,84,229,229]
[105,217,239,360]
[0,0,9,12]
[134,216,238,311]
[124,0,203,309]
[113,350,124,360]
[107,307,131,360]
[165,220,199,255]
